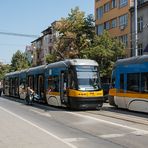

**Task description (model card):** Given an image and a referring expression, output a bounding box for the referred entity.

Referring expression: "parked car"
[102,83,110,102]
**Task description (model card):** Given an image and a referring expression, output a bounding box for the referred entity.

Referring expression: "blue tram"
[3,59,104,109]
[109,55,148,113]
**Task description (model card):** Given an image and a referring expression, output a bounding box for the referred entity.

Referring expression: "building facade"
[31,27,54,66]
[130,0,148,56]
[95,0,134,56]
[41,27,54,61]
[24,46,34,64]
[31,36,43,66]
[30,21,60,66]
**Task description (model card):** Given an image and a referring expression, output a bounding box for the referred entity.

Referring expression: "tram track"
[85,109,148,126]
[33,100,148,127]
[2,96,148,126]
[1,96,148,148]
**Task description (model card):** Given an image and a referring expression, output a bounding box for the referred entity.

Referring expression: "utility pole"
[134,0,138,56]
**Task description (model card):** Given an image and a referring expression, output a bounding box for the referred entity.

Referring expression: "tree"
[45,53,57,64]
[45,7,126,81]
[82,31,126,81]
[0,63,11,80]
[11,50,30,71]
[52,7,95,60]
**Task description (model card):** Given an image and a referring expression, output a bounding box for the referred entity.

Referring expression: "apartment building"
[30,21,60,66]
[31,36,43,66]
[95,0,133,56]
[130,0,148,56]
[31,27,54,66]
[24,46,34,64]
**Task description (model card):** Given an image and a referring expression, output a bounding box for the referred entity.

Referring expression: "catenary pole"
[134,0,138,56]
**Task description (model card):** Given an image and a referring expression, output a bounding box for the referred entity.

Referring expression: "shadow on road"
[1,96,148,120]
[1,95,65,112]
[101,103,148,119]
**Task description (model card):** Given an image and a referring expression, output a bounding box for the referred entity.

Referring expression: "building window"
[119,0,128,8]
[49,47,52,54]
[111,18,117,28]
[119,14,128,27]
[119,34,128,47]
[138,0,145,5]
[44,35,49,44]
[97,6,103,19]
[111,0,117,8]
[97,24,104,35]
[104,21,110,30]
[138,16,143,32]
[138,43,143,55]
[104,2,110,13]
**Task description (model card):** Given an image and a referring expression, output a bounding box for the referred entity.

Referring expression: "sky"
[0,0,94,64]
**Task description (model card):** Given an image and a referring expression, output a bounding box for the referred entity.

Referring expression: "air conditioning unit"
[120,25,125,30]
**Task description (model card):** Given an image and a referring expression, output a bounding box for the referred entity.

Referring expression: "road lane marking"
[99,134,125,138]
[131,130,148,136]
[67,112,148,133]
[64,138,86,142]
[0,106,77,148]
[99,130,148,139]
[30,109,51,117]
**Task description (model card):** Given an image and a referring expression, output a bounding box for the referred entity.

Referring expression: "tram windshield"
[76,65,101,91]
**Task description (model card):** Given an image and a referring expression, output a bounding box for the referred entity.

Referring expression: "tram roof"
[115,55,148,67]
[46,59,98,68]
[5,68,28,77]
[5,71,20,77]
[27,65,46,75]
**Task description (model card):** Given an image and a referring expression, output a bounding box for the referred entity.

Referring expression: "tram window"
[15,78,19,95]
[76,65,97,71]
[120,74,124,92]
[5,79,8,86]
[68,70,76,89]
[127,73,140,92]
[48,76,59,92]
[20,78,26,88]
[77,71,100,91]
[141,72,148,93]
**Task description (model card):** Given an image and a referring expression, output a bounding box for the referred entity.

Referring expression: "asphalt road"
[0,96,148,148]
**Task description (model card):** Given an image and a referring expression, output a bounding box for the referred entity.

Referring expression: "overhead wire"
[0,31,39,38]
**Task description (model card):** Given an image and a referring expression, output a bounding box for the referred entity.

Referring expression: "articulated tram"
[109,55,148,113]
[3,59,104,109]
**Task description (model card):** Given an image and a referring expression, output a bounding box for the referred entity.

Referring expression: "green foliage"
[11,50,30,71]
[46,7,126,81]
[82,31,126,78]
[0,63,11,80]
[54,7,95,59]
[45,53,57,64]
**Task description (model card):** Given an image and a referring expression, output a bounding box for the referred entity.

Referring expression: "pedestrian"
[25,86,34,105]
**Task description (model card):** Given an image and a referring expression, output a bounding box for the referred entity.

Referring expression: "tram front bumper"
[69,97,103,110]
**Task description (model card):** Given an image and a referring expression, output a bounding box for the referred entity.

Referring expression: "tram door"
[9,78,13,96]
[60,71,68,104]
[37,75,44,99]
[28,76,34,90]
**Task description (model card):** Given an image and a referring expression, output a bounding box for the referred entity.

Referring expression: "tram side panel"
[109,55,148,113]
